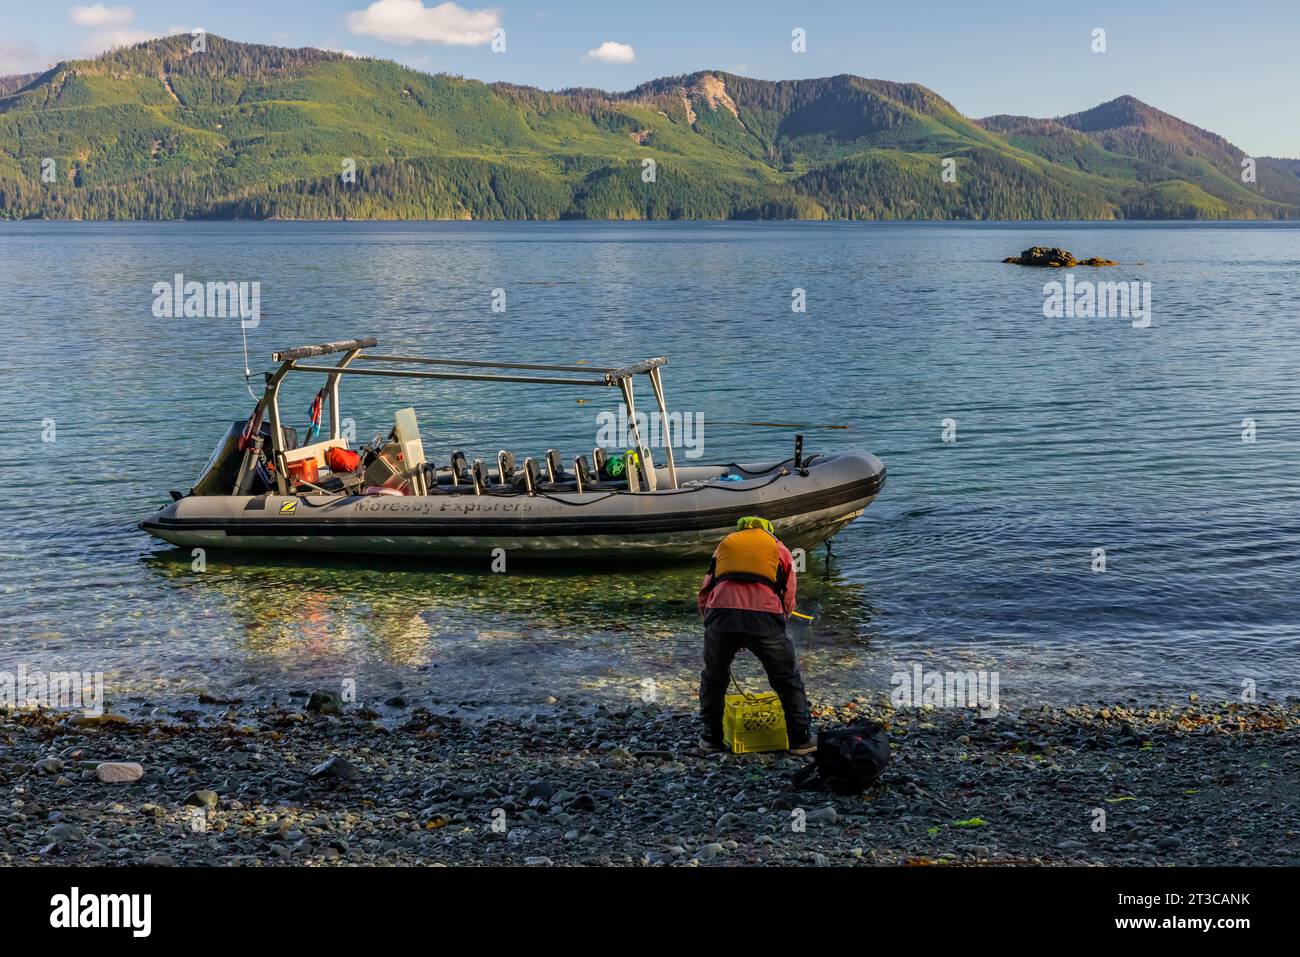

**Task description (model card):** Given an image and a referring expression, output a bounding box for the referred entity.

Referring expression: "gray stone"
[44,823,85,843]
[94,762,144,783]
[523,781,555,801]
[308,756,362,781]
[806,806,838,825]
[693,842,724,861]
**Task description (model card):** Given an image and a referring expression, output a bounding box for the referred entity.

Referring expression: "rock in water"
[95,762,144,783]
[1003,246,1118,267]
[306,691,344,715]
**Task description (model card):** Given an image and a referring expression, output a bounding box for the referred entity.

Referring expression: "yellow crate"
[723,690,789,753]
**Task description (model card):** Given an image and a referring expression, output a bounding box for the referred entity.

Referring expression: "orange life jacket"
[710,527,787,598]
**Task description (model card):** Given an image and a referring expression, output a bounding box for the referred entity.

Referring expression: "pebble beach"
[4,693,1295,867]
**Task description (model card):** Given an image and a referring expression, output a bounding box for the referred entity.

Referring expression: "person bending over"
[697,516,815,754]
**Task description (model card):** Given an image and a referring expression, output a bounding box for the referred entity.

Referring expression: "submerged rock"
[1003,246,1118,267]
[72,713,133,727]
[306,691,344,715]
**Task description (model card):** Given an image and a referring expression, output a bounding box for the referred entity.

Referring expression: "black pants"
[699,607,812,746]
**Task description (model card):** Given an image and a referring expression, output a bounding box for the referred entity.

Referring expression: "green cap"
[736,516,774,534]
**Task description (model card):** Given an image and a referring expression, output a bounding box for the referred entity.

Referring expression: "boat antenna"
[237,298,258,402]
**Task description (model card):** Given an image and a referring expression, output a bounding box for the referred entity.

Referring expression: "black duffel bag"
[791,722,890,794]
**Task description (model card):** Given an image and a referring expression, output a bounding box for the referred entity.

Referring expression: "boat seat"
[544,449,573,483]
[496,450,517,486]
[571,453,597,493]
[418,462,462,495]
[471,458,490,494]
[431,460,479,494]
[519,457,542,494]
[449,450,471,486]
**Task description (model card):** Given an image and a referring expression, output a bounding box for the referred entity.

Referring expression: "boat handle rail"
[272,337,378,362]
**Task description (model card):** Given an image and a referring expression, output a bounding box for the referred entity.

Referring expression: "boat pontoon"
[140,338,886,560]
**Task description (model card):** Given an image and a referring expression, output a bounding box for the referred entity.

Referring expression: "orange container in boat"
[287,458,319,485]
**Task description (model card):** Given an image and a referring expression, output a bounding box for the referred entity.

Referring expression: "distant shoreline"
[5,217,1300,227]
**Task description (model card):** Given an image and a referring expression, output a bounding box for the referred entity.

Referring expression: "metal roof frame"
[251,338,677,494]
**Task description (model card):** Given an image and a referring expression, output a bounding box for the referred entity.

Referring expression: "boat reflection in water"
[141,546,885,717]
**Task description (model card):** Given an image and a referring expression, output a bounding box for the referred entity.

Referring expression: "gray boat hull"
[141,452,885,561]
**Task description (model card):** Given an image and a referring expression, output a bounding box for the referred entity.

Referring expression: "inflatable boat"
[140,338,885,561]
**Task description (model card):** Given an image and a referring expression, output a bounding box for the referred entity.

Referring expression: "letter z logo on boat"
[279,500,297,515]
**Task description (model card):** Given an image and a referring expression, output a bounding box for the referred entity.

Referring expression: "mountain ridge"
[2,34,1296,221]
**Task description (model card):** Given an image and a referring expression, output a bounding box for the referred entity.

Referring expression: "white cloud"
[347,0,500,46]
[0,42,52,76]
[67,5,150,55]
[5,4,151,70]
[78,27,153,55]
[583,41,635,64]
[69,4,136,28]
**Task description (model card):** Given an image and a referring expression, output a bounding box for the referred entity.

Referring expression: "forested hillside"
[1,34,1295,221]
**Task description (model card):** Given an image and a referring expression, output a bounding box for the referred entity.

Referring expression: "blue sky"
[3,0,1297,156]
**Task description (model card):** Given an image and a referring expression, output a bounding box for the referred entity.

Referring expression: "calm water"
[2,220,1299,716]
